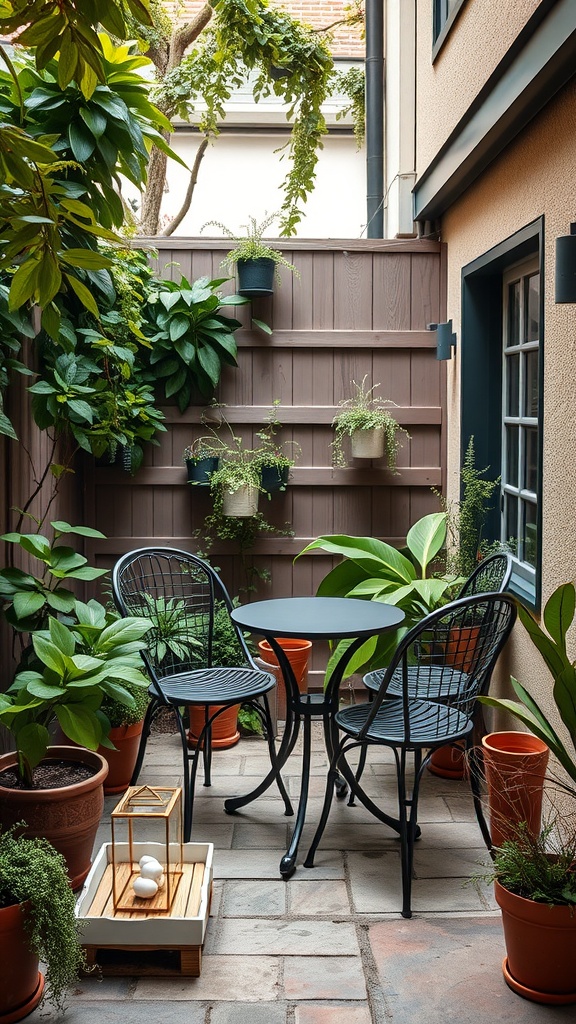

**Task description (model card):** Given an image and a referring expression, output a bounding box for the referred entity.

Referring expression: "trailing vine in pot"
[254,400,301,495]
[331,376,409,468]
[201,213,300,298]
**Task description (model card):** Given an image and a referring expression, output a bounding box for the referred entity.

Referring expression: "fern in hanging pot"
[202,213,299,297]
[331,376,409,468]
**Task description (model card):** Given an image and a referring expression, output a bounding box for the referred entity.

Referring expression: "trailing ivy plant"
[0,826,86,1013]
[331,376,408,470]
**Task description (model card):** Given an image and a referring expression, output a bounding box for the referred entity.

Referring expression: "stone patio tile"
[211,919,360,956]
[28,1005,206,1024]
[210,1003,287,1024]
[302,821,398,850]
[416,820,483,848]
[367,917,576,1022]
[414,845,490,879]
[133,956,280,1001]
[409,875,494,913]
[222,879,287,916]
[347,849,403,913]
[233,821,292,849]
[283,956,367,1000]
[442,793,478,821]
[295,1007,371,1024]
[214,848,345,879]
[69,977,133,1000]
[189,822,234,847]
[288,879,351,916]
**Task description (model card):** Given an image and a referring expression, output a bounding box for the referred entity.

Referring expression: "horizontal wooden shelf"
[95,466,441,487]
[235,329,436,348]
[162,405,442,426]
[87,536,406,556]
[138,237,441,254]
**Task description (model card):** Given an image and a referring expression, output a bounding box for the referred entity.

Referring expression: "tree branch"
[168,4,214,72]
[162,137,209,237]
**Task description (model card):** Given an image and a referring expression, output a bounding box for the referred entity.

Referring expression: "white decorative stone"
[140,859,163,882]
[133,876,158,898]
[138,855,157,869]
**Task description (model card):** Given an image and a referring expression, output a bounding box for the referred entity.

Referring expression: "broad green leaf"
[65,274,100,318]
[298,535,416,583]
[32,634,66,675]
[60,248,112,270]
[406,512,447,576]
[49,615,76,657]
[16,723,50,773]
[13,591,45,620]
[99,680,136,706]
[315,559,368,598]
[518,602,568,679]
[96,617,152,649]
[50,521,106,538]
[26,679,65,699]
[543,583,575,654]
[55,704,102,749]
[17,534,51,560]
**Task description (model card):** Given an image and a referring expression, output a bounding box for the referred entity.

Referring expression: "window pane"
[505,427,519,487]
[524,427,538,493]
[524,350,539,417]
[525,273,540,342]
[506,353,520,415]
[508,280,520,346]
[523,502,537,568]
[505,494,518,547]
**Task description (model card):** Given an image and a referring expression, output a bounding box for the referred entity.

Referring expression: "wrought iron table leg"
[224,702,298,816]
[280,712,312,878]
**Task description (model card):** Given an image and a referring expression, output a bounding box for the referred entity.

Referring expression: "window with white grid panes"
[501,259,540,592]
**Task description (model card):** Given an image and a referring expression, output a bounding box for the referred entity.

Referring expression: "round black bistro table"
[229,596,405,878]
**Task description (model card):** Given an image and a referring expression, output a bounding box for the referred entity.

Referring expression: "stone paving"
[30,724,575,1023]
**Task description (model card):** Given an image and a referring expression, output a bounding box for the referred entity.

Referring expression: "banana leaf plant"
[296,512,463,680]
[479,582,576,790]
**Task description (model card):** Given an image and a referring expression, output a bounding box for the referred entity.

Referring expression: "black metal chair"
[112,547,292,840]
[304,593,517,918]
[457,551,513,599]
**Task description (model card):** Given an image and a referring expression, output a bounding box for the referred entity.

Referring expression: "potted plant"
[0,610,152,887]
[183,436,223,486]
[254,400,301,495]
[331,376,408,468]
[201,212,299,297]
[0,825,85,1020]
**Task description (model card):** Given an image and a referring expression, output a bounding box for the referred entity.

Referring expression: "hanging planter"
[260,463,290,494]
[186,456,220,486]
[236,257,275,297]
[222,483,259,517]
[350,426,385,459]
[201,212,299,299]
[481,731,549,848]
[331,376,409,469]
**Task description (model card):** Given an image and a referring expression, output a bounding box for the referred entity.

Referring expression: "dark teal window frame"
[432,0,467,60]
[460,218,544,609]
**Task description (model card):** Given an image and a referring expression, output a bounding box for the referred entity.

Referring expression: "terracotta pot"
[495,880,576,1004]
[427,741,467,779]
[187,703,241,750]
[0,746,108,890]
[446,624,481,672]
[351,426,385,459]
[482,731,549,848]
[222,484,259,517]
[0,901,45,1023]
[102,721,145,794]
[257,638,312,721]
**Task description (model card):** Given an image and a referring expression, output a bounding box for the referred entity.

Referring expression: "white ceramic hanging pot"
[222,484,259,517]
[351,426,385,459]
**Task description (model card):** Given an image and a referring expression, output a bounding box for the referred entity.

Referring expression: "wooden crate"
[76,842,213,977]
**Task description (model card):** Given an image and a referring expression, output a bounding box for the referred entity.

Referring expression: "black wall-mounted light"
[428,320,457,360]
[555,223,576,303]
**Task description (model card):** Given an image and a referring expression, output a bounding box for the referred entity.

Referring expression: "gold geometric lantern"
[110,785,183,913]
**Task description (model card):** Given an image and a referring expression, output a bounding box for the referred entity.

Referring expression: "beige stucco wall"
[416,0,540,174]
[438,78,576,742]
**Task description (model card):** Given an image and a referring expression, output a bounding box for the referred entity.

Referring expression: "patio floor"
[30,723,574,1023]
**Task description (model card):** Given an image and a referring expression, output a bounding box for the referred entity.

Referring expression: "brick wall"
[166,1,364,58]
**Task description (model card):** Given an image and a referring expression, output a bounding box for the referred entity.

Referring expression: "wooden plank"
[186,862,205,919]
[91,536,408,557]
[86,864,114,918]
[94,466,441,487]
[235,330,436,348]
[138,237,442,253]
[161,404,442,426]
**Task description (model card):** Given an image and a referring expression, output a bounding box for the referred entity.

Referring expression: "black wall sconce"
[428,320,457,360]
[555,223,576,303]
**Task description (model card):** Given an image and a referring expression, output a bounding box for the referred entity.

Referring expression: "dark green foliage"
[443,437,500,577]
[0,826,85,1011]
[488,821,576,906]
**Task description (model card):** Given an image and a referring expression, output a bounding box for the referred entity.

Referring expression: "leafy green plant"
[142,274,261,405]
[140,593,202,664]
[202,213,299,283]
[331,376,408,469]
[479,582,576,790]
[483,820,576,906]
[440,437,500,576]
[296,512,463,679]
[0,825,86,1012]
[0,611,151,785]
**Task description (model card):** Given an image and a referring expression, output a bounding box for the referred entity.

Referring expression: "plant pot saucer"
[0,972,44,1024]
[502,957,576,1005]
[237,287,273,296]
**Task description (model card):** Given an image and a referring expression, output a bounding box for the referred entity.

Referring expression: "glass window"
[502,259,540,594]
[433,0,466,44]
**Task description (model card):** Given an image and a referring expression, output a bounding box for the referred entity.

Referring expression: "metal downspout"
[365,0,384,237]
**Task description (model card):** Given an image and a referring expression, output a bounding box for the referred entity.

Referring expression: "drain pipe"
[365,0,384,237]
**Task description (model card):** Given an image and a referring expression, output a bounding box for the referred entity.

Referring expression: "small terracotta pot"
[446,624,481,672]
[257,638,312,721]
[427,741,467,779]
[0,746,108,890]
[102,721,145,794]
[187,703,241,749]
[482,732,549,848]
[495,880,576,1004]
[0,901,45,1023]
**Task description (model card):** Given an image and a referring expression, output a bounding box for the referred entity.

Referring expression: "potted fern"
[201,213,299,297]
[331,376,408,468]
[0,826,85,1020]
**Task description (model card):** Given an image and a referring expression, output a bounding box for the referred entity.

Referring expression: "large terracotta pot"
[187,703,241,749]
[428,626,480,780]
[495,880,576,1004]
[0,901,45,1023]
[482,731,549,848]
[0,746,108,890]
[257,638,312,722]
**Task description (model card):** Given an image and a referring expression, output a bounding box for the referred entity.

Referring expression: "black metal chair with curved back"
[112,547,292,841]
[457,551,513,599]
[304,592,517,918]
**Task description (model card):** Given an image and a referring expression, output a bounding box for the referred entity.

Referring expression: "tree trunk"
[139,143,168,236]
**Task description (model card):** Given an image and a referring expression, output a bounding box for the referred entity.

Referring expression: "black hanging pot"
[186,457,219,486]
[260,464,290,494]
[237,258,275,297]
